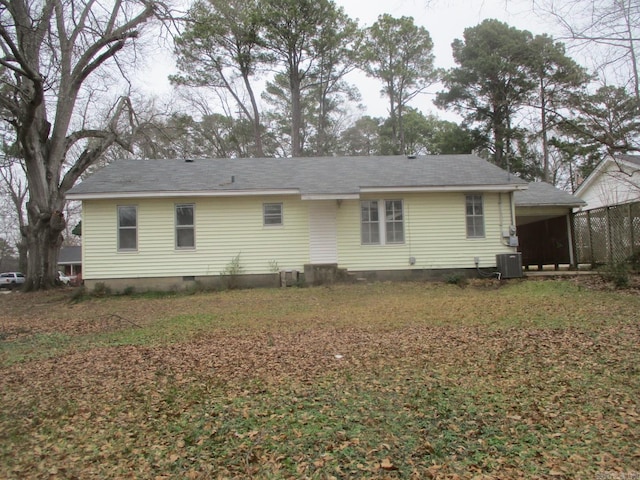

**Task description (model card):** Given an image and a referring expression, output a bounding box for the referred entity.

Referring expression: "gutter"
[68,184,529,201]
[66,189,301,201]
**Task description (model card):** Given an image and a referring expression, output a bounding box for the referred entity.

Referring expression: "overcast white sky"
[137,0,556,119]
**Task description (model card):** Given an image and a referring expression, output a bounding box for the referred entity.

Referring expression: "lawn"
[1,278,639,479]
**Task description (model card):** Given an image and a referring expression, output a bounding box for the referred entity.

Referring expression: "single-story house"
[67,155,530,291]
[574,154,640,210]
[514,182,586,269]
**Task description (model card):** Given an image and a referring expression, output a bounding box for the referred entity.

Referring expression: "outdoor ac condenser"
[496,253,523,279]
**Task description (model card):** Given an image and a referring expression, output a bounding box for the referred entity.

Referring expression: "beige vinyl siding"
[82,196,309,279]
[337,192,515,270]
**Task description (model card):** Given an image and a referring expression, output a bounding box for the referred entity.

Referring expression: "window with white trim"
[263,203,283,226]
[118,205,137,251]
[361,200,380,244]
[465,194,485,238]
[361,200,404,245]
[385,200,404,243]
[176,204,195,248]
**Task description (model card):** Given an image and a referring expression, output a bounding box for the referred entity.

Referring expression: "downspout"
[499,193,504,243]
[509,191,515,227]
[508,191,517,250]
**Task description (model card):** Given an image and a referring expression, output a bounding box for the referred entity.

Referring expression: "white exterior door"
[309,202,338,264]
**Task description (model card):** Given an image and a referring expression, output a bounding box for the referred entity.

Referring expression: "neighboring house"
[574,155,640,210]
[515,182,586,269]
[67,155,529,291]
[58,245,82,278]
[572,155,640,266]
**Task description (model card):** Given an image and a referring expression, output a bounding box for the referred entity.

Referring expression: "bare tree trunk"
[540,75,551,183]
[24,205,65,290]
[243,75,265,157]
[492,100,506,170]
[17,237,27,274]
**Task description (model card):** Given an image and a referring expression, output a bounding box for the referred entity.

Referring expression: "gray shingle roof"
[514,182,585,207]
[58,246,81,264]
[68,155,527,198]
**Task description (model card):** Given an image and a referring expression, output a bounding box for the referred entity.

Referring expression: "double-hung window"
[361,200,380,245]
[176,204,195,249]
[118,206,137,251]
[465,194,485,238]
[263,203,283,226]
[361,200,404,245]
[385,200,404,243]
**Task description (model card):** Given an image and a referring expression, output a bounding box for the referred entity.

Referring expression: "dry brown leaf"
[380,458,396,470]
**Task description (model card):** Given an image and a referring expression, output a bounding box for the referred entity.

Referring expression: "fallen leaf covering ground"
[1,278,639,479]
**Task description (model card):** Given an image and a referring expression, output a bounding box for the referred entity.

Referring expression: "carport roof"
[514,182,585,208]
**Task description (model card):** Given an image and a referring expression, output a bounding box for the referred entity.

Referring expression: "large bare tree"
[0,0,166,290]
[534,0,640,99]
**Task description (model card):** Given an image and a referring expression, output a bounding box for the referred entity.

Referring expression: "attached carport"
[515,182,586,270]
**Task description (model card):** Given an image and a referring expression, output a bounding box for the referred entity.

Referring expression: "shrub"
[220,254,243,289]
[628,250,640,272]
[446,273,468,287]
[92,282,112,297]
[599,262,630,288]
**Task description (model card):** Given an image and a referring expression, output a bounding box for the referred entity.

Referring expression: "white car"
[57,271,71,285]
[0,272,26,289]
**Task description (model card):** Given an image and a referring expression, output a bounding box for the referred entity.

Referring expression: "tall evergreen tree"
[558,85,640,157]
[259,0,354,157]
[337,116,381,156]
[305,8,361,156]
[359,15,437,155]
[436,19,535,172]
[526,34,590,182]
[172,0,267,157]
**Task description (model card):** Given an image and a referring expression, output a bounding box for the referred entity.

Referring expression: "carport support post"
[629,204,635,257]
[587,210,595,268]
[607,207,613,265]
[567,213,577,269]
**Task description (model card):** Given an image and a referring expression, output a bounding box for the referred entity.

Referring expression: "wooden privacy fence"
[573,201,640,266]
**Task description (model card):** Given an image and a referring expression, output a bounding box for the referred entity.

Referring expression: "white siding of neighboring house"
[578,161,640,210]
[82,196,310,280]
[336,192,517,271]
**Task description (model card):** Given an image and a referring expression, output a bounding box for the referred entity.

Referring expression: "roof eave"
[516,202,586,208]
[359,184,527,194]
[301,194,360,200]
[67,188,301,201]
[68,184,529,201]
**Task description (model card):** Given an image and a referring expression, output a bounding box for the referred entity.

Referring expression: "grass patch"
[1,279,639,478]
[0,332,73,364]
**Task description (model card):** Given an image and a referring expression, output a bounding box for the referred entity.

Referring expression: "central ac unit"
[496,253,523,279]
